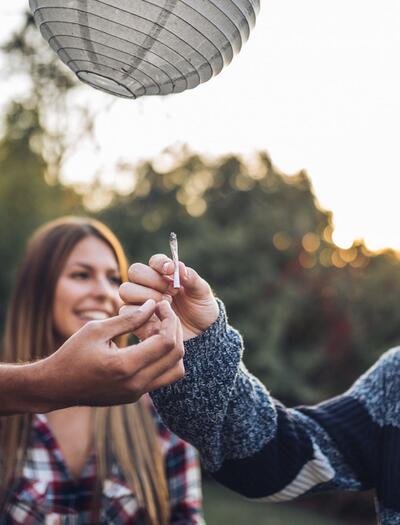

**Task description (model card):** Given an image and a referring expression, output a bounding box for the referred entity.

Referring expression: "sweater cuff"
[182,298,243,373]
[184,298,232,348]
[151,297,243,415]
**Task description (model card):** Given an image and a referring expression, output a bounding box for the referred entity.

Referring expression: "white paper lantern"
[29,0,260,99]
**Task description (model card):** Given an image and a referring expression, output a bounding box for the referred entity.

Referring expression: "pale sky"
[1,1,400,251]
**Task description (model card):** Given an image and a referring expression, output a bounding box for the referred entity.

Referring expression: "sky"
[1,0,400,251]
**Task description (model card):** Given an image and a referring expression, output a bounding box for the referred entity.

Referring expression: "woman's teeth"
[78,311,110,320]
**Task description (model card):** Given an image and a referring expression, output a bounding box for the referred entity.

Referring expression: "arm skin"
[0,363,45,415]
[0,299,185,416]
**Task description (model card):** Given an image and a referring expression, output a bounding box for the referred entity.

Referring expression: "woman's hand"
[119,254,219,340]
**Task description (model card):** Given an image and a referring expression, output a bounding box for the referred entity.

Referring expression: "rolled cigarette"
[169,232,180,288]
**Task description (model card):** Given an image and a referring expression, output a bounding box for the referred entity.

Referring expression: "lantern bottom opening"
[76,71,135,99]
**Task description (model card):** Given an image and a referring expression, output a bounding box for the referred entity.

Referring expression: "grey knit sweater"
[151,301,400,525]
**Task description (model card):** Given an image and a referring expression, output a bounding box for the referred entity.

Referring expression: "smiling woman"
[52,235,123,342]
[0,217,204,525]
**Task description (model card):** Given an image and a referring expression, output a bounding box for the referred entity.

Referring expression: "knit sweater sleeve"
[151,300,399,501]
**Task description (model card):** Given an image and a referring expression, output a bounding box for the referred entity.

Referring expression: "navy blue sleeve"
[151,301,399,506]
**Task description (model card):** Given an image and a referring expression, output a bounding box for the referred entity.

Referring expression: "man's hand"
[0,299,184,415]
[119,254,219,340]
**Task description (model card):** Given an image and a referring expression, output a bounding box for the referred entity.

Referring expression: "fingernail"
[163,262,170,273]
[162,294,173,303]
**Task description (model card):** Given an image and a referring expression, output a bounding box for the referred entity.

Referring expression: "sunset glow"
[1,0,399,252]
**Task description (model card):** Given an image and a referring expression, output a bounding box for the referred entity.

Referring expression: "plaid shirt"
[2,404,205,525]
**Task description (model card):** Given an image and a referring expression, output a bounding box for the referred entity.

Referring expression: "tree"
[0,101,83,325]
[98,149,400,405]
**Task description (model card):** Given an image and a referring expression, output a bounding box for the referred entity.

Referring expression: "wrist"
[20,359,64,414]
[0,362,55,415]
[183,299,223,342]
[30,357,69,412]
[185,297,220,340]
[182,315,219,341]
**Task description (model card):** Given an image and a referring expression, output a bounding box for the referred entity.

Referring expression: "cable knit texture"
[151,300,400,524]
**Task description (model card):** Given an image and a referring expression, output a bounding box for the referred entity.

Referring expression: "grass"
[202,481,343,525]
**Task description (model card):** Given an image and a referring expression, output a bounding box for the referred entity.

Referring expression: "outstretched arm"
[152,303,396,501]
[0,300,184,415]
[121,255,397,504]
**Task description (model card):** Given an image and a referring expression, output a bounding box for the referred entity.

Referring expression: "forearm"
[0,360,55,415]
[153,350,365,500]
[151,300,381,500]
[151,301,281,472]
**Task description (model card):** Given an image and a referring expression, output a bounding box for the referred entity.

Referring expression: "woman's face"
[52,235,123,341]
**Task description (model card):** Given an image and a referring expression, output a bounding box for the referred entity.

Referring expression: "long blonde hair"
[0,216,169,525]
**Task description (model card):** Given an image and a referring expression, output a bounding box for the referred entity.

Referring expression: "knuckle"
[176,345,185,360]
[149,253,167,268]
[176,361,185,378]
[85,320,103,336]
[131,376,146,396]
[159,299,170,310]
[169,346,184,364]
[154,333,175,351]
[163,334,176,350]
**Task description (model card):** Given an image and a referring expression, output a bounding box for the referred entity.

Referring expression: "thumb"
[97,299,156,340]
[180,265,210,298]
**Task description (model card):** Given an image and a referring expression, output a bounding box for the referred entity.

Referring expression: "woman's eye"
[71,272,90,280]
[109,275,122,286]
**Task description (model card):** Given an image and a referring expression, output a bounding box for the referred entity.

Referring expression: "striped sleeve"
[152,301,398,502]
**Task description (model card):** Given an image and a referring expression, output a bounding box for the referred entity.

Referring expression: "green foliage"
[1,12,399,522]
[0,101,83,324]
[3,12,76,100]
[0,10,90,325]
[1,11,94,177]
[98,151,400,405]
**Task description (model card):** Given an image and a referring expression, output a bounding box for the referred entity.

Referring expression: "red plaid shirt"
[1,406,205,525]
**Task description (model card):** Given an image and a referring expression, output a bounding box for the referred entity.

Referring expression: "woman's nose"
[91,276,114,299]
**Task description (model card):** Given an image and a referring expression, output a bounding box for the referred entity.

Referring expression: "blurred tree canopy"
[1,11,399,405]
[0,101,83,325]
[1,10,400,522]
[0,14,400,523]
[98,152,400,404]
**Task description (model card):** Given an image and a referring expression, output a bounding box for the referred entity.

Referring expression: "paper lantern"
[29,0,260,99]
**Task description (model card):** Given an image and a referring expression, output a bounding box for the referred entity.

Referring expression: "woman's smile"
[74,309,113,321]
[52,236,122,341]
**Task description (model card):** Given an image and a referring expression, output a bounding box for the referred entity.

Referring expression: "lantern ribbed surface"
[29,0,260,99]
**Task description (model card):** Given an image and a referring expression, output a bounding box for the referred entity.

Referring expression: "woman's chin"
[75,318,92,330]
[64,318,92,337]
[55,316,110,341]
